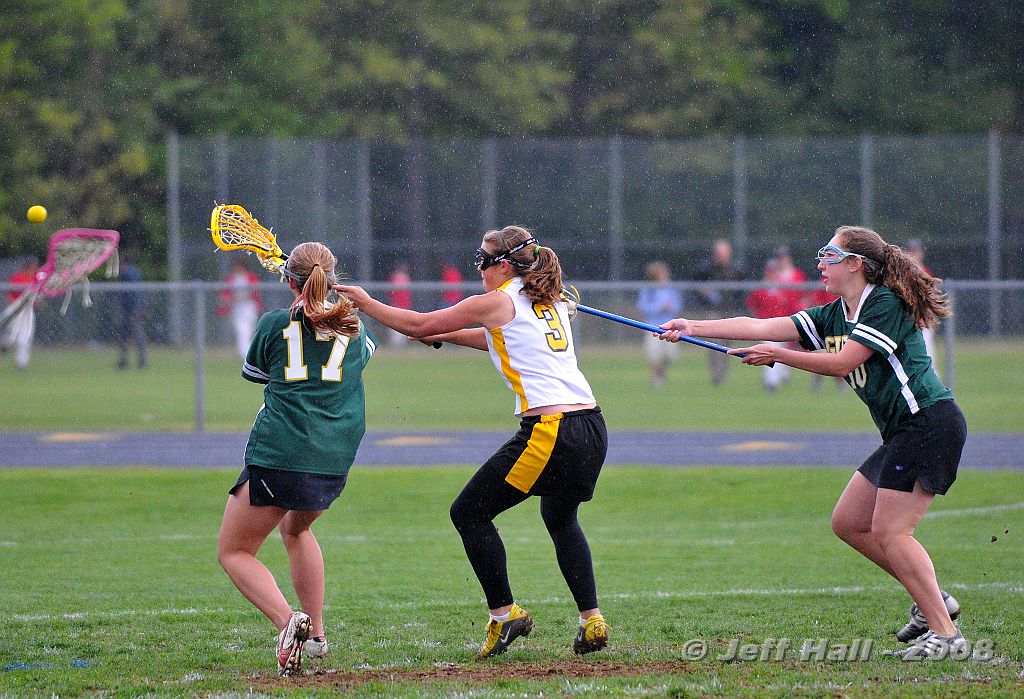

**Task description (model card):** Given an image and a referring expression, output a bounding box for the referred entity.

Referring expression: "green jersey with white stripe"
[790,284,951,440]
[241,308,377,476]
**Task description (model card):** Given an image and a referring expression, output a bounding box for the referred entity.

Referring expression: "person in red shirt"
[773,246,808,315]
[2,258,40,370]
[217,259,264,359]
[387,263,413,346]
[440,261,464,307]
[745,259,791,392]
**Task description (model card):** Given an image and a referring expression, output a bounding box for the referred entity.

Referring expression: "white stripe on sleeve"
[793,311,824,350]
[852,324,898,355]
[242,361,270,381]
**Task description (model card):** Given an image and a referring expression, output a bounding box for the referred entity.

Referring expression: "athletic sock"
[489,610,511,623]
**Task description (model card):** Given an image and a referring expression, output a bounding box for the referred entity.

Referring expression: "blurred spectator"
[2,257,40,370]
[217,259,264,359]
[772,245,807,311]
[694,239,746,385]
[905,238,939,373]
[440,261,464,307]
[116,258,147,370]
[745,259,792,392]
[636,260,683,388]
[387,263,413,346]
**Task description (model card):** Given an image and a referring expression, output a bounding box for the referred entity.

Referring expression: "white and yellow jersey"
[485,278,595,416]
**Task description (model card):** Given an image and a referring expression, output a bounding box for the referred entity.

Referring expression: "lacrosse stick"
[209,204,432,348]
[0,229,120,333]
[560,285,765,363]
[210,204,288,274]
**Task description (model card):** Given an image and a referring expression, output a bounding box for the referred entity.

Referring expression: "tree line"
[1,0,1019,271]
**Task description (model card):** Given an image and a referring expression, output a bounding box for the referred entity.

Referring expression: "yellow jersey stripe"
[488,326,528,413]
[505,414,561,492]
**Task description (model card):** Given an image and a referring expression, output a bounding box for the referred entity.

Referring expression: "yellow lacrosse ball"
[26,205,47,224]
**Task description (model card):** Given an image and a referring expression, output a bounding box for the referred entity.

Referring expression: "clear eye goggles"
[815,244,866,265]
[474,237,539,271]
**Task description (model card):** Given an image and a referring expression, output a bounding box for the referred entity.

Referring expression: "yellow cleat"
[476,603,533,659]
[573,614,610,654]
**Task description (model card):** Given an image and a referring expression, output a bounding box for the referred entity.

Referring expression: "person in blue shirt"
[636,261,683,387]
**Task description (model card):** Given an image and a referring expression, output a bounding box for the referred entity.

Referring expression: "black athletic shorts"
[480,407,608,502]
[857,399,967,495]
[230,464,347,511]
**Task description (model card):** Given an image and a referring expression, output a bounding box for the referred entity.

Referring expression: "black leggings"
[450,469,598,611]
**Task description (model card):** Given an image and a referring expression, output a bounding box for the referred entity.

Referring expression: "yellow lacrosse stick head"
[210,204,287,273]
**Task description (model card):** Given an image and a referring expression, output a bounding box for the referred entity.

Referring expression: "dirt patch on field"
[248,660,697,690]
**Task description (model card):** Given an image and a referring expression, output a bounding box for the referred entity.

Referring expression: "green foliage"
[0,0,1020,263]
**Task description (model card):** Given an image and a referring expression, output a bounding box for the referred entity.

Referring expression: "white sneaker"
[276,611,311,676]
[303,636,329,659]
[896,590,960,643]
[894,630,968,660]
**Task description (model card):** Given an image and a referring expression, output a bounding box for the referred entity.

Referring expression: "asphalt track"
[1,430,1021,470]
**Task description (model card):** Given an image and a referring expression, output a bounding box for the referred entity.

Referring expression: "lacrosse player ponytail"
[835,226,949,330]
[286,242,360,338]
[482,226,564,306]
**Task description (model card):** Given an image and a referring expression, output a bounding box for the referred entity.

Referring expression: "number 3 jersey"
[485,278,595,416]
[241,308,377,476]
[790,283,951,440]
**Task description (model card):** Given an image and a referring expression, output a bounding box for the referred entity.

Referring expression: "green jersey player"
[659,226,968,661]
[217,242,375,676]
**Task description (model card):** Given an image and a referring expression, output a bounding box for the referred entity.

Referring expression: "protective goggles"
[815,244,867,265]
[475,237,539,271]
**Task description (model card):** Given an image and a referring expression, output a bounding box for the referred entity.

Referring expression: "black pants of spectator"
[117,312,147,369]
[450,478,598,612]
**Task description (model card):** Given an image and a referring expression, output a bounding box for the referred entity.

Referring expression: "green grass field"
[1,341,1022,696]
[1,340,1022,431]
[0,467,1021,697]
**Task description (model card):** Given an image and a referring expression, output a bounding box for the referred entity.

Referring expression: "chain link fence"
[4,279,1020,430]
[166,132,1023,338]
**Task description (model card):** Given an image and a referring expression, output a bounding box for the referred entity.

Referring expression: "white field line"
[923,501,1024,519]
[7,581,1021,623]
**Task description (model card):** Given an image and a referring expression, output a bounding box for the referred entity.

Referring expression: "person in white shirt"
[337,225,611,660]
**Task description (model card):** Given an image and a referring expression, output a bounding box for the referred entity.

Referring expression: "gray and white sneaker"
[894,630,968,660]
[896,590,960,643]
[303,636,329,659]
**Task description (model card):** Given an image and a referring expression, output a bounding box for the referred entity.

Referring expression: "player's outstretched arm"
[731,338,872,377]
[419,329,488,351]
[335,285,509,339]
[659,316,799,343]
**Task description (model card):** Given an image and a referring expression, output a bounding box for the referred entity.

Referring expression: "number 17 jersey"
[241,308,377,476]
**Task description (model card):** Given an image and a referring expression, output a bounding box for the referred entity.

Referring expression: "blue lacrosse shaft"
[575,304,746,358]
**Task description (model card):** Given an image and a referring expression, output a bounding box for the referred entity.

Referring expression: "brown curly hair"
[835,226,950,329]
[481,225,564,305]
[286,242,360,338]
